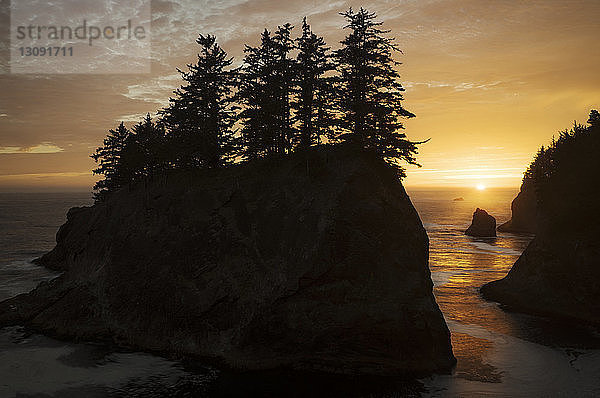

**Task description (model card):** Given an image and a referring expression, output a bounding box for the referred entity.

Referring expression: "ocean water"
[0,193,93,301]
[408,188,600,397]
[0,190,599,397]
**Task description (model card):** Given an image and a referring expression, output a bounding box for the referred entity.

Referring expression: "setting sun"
[476,184,486,191]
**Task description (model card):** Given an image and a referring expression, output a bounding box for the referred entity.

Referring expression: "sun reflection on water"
[410,188,600,395]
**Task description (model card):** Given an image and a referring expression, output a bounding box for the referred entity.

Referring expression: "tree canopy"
[521,109,600,235]
[159,34,238,169]
[91,8,422,200]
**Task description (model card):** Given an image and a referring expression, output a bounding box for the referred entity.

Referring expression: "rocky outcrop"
[0,144,455,376]
[481,236,600,324]
[497,181,536,234]
[482,119,600,324]
[465,208,496,237]
[32,206,90,271]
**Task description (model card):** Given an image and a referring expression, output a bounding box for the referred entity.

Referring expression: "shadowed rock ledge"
[497,180,537,234]
[0,144,455,376]
[481,236,600,324]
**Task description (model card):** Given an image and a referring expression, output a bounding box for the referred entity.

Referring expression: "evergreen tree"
[273,23,296,153]
[91,10,431,199]
[90,122,131,200]
[334,8,419,177]
[588,109,600,127]
[237,24,295,159]
[523,110,600,189]
[521,109,600,214]
[122,114,166,181]
[160,34,237,168]
[237,29,276,159]
[293,17,335,148]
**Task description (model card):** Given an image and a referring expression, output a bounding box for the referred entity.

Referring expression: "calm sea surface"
[0,190,599,397]
[410,188,600,397]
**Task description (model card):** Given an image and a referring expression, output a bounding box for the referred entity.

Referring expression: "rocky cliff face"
[482,124,600,324]
[481,235,600,324]
[497,180,537,234]
[0,145,455,376]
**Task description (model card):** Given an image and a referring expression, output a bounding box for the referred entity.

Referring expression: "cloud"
[0,171,90,178]
[404,80,502,91]
[0,143,64,154]
[117,112,159,122]
[410,167,524,174]
[122,73,181,105]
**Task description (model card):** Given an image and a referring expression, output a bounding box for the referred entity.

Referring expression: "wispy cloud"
[441,173,524,180]
[404,80,502,91]
[117,112,158,123]
[0,143,64,154]
[0,172,90,178]
[410,167,524,175]
[122,74,181,105]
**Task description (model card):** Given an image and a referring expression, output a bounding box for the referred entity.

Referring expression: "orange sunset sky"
[1,0,599,191]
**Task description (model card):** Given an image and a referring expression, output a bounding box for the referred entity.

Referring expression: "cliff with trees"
[91,8,422,202]
[1,9,456,377]
[482,110,600,324]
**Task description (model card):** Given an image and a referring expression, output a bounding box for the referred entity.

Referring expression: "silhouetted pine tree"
[237,29,277,159]
[238,30,270,158]
[160,35,237,168]
[524,146,551,184]
[293,17,335,148]
[334,8,419,177]
[521,109,600,219]
[91,122,131,200]
[273,23,296,153]
[523,110,600,189]
[588,109,600,127]
[121,114,166,181]
[237,25,295,159]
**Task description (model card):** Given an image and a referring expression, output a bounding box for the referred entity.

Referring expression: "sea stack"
[482,111,600,324]
[0,144,455,376]
[465,208,497,237]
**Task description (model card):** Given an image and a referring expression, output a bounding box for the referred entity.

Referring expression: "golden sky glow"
[1,0,599,191]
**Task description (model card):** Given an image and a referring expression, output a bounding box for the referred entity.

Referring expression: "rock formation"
[482,116,600,324]
[465,208,497,237]
[481,236,600,324]
[0,144,455,376]
[497,180,537,234]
